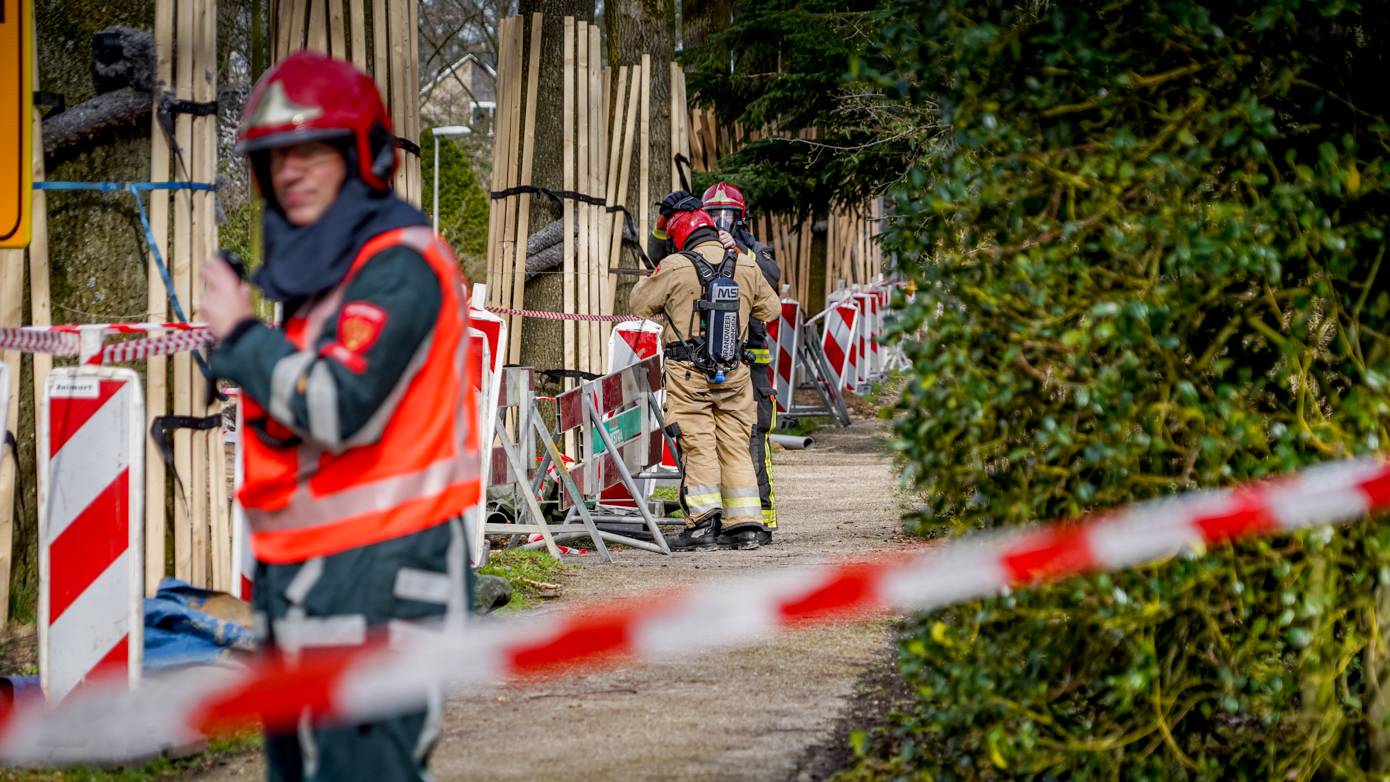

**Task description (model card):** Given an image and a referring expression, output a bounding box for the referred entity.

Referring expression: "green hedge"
[847,0,1390,778]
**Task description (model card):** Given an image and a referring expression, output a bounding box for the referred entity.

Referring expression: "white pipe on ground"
[769,433,813,450]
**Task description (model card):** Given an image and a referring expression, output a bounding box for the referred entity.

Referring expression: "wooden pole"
[574,29,591,375]
[599,60,612,340]
[484,17,514,305]
[688,106,704,170]
[675,69,689,184]
[271,0,286,59]
[0,256,19,628]
[639,54,651,249]
[0,39,41,622]
[187,0,217,587]
[328,0,346,60]
[669,62,681,194]
[388,0,408,195]
[589,26,605,365]
[603,67,629,310]
[348,0,367,67]
[28,85,52,543]
[408,0,422,202]
[288,0,308,54]
[173,0,196,583]
[144,0,175,596]
[308,0,327,52]
[607,69,639,325]
[506,13,542,361]
[371,0,389,97]
[492,17,522,312]
[199,0,226,590]
[562,17,576,373]
[28,224,50,434]
[606,63,628,325]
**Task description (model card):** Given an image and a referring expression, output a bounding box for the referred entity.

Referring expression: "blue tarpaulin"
[143,578,254,672]
[2,578,253,704]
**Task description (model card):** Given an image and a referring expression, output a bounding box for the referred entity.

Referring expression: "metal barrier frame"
[529,356,676,559]
[481,367,563,557]
[787,321,852,427]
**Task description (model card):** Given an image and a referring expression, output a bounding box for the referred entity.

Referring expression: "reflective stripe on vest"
[239,226,480,563]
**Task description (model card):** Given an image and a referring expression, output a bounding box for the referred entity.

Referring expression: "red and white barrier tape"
[51,323,204,335]
[0,324,209,361]
[2,457,1388,765]
[485,306,641,323]
[91,330,216,365]
[0,328,80,356]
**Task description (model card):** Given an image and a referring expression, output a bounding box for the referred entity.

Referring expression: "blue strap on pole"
[34,181,223,386]
[33,181,217,325]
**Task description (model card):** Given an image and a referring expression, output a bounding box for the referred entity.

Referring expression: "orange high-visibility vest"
[238,226,480,563]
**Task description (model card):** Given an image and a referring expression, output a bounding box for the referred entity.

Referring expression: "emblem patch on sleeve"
[338,302,388,352]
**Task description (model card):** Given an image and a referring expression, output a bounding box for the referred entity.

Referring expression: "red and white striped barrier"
[467,288,507,566]
[819,298,861,393]
[765,300,802,413]
[226,389,254,602]
[37,367,145,704]
[603,319,672,509]
[852,290,881,383]
[2,456,1388,764]
[607,319,663,373]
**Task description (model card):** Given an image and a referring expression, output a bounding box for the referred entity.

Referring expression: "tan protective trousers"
[664,361,763,528]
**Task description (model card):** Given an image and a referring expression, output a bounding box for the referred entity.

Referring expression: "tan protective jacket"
[630,239,780,344]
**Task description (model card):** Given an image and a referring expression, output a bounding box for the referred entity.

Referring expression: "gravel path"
[202,418,912,781]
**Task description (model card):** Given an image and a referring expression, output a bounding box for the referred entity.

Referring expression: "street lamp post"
[430,125,471,234]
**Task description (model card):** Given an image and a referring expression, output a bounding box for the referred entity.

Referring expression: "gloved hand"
[657,190,704,219]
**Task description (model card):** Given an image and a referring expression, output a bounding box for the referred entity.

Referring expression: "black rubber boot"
[717,523,764,550]
[667,515,721,551]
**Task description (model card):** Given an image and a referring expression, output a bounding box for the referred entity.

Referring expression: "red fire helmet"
[701,182,747,218]
[667,209,718,251]
[236,51,397,190]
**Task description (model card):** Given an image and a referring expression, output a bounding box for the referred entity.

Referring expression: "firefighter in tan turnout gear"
[631,200,780,550]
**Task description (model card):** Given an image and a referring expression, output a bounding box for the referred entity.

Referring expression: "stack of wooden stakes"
[146,0,229,594]
[271,0,424,205]
[140,0,428,596]
[561,16,612,377]
[824,197,884,297]
[486,13,542,364]
[598,43,656,371]
[487,15,668,373]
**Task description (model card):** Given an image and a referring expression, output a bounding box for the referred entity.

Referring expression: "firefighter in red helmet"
[631,200,779,550]
[201,51,478,781]
[703,182,781,545]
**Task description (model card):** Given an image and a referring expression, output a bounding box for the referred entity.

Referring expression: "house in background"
[419,52,497,131]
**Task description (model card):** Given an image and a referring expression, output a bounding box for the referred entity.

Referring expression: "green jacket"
[211,246,443,452]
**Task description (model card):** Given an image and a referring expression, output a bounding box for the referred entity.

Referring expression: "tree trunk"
[680,0,731,52]
[6,0,156,621]
[605,0,674,313]
[515,1,595,374]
